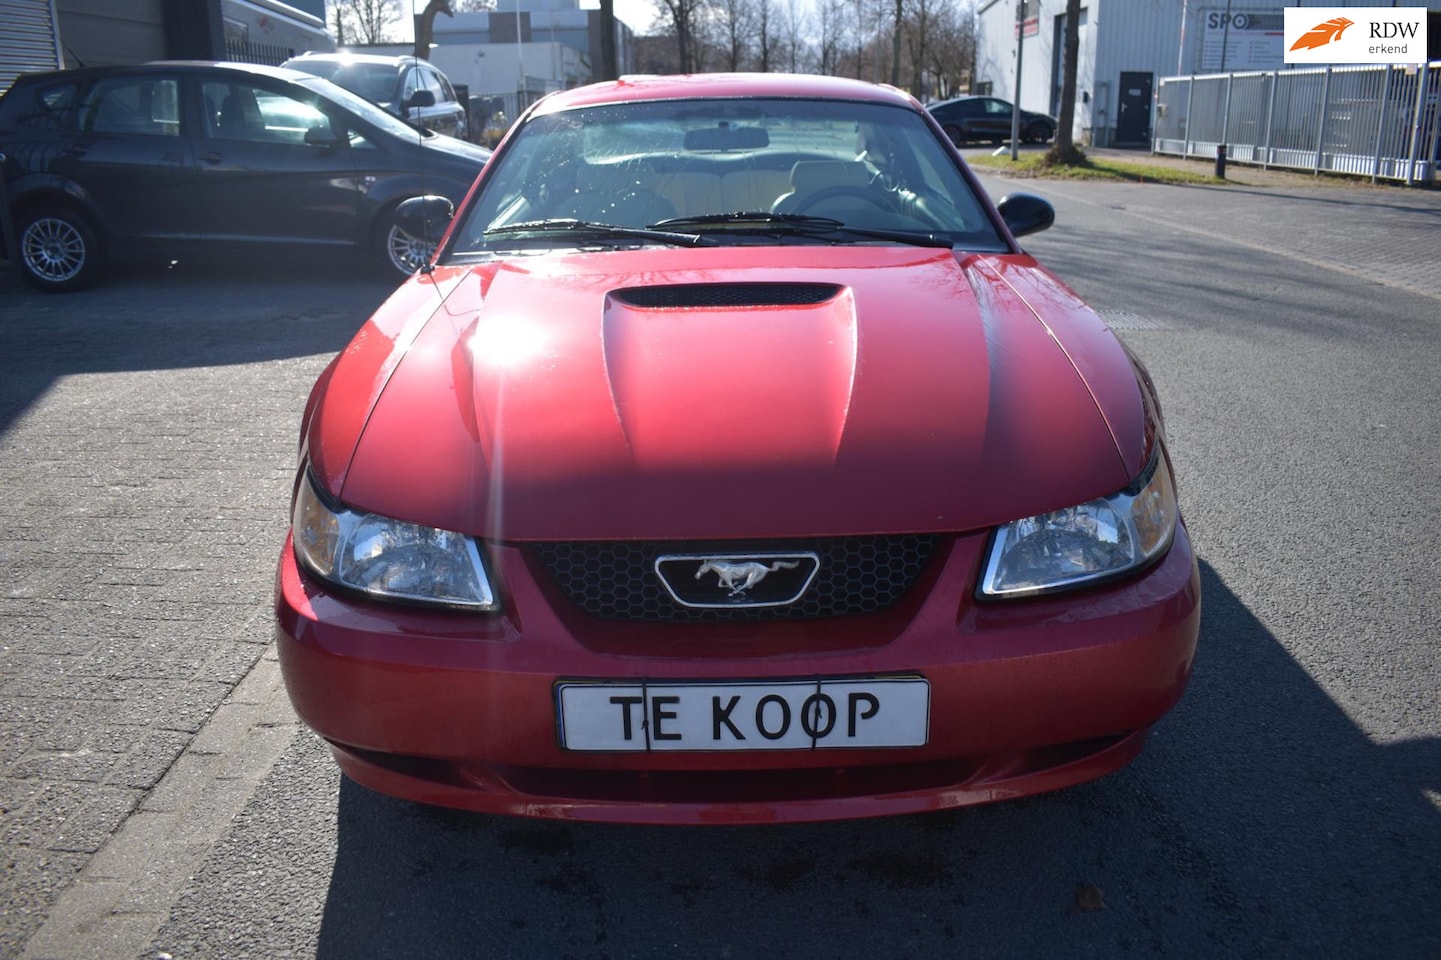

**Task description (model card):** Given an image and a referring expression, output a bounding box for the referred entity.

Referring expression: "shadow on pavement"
[305,562,1440,958]
[0,256,399,435]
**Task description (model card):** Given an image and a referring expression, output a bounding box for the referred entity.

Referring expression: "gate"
[1153,62,1440,185]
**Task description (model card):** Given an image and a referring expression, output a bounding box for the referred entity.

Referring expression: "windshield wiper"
[653,211,845,229]
[649,211,954,248]
[486,218,714,247]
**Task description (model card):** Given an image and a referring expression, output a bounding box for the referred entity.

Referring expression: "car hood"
[310,246,1148,540]
[420,131,491,165]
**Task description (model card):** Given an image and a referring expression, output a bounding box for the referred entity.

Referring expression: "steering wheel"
[790,185,899,216]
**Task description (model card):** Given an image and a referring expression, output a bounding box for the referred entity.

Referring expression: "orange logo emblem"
[1289,16,1355,51]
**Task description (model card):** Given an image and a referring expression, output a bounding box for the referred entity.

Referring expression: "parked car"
[276,73,1200,825]
[282,53,468,140]
[928,95,1057,145]
[0,61,490,290]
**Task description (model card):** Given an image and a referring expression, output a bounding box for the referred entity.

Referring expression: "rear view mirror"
[395,195,454,244]
[683,125,769,151]
[405,90,437,111]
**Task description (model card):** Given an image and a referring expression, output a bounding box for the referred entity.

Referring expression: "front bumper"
[275,526,1200,824]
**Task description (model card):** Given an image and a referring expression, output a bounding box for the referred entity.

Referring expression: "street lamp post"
[1010,0,1026,161]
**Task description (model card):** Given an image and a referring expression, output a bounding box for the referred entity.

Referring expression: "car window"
[8,82,79,130]
[401,67,423,103]
[455,97,1004,252]
[433,69,457,103]
[82,76,181,136]
[421,67,449,102]
[984,99,1011,115]
[202,80,333,145]
[292,75,425,141]
[328,63,402,105]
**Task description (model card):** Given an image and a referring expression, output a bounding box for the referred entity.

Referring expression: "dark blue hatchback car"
[0,61,490,291]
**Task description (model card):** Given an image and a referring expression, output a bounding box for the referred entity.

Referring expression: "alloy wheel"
[22,216,88,284]
[385,225,435,277]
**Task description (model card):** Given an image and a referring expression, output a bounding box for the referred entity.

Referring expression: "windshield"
[450,97,1005,254]
[300,62,402,106]
[293,75,428,140]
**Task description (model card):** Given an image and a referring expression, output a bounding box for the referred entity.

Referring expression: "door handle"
[64,143,89,157]
[203,151,225,164]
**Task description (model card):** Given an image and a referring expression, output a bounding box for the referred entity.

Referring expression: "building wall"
[0,0,63,93]
[424,40,585,99]
[435,6,634,79]
[1089,0,1181,144]
[977,0,1056,114]
[978,0,1095,135]
[56,0,167,67]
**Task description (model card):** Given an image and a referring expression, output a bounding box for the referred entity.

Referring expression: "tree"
[653,0,708,72]
[1045,0,1085,165]
[755,0,776,72]
[599,0,618,79]
[332,0,404,45]
[816,0,845,75]
[716,0,756,70]
[889,0,904,87]
[412,0,453,60]
[777,0,810,72]
[921,0,974,100]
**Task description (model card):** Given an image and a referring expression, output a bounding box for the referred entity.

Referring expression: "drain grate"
[1098,309,1163,330]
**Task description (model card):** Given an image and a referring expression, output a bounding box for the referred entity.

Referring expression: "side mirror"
[996,193,1055,239]
[405,89,437,112]
[395,195,454,244]
[304,125,341,147]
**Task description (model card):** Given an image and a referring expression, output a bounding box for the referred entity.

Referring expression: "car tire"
[16,206,102,292]
[941,123,964,147]
[1025,121,1053,144]
[376,203,437,281]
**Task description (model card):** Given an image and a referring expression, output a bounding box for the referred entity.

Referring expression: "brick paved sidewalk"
[0,260,395,958]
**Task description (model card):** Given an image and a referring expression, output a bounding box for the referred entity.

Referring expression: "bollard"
[1215,144,1227,179]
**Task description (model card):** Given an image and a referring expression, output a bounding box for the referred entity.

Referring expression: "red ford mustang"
[275,73,1200,824]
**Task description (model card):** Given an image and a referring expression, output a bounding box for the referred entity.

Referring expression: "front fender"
[359,172,473,223]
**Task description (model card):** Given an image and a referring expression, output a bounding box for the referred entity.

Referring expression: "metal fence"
[224,39,297,67]
[1154,62,1440,185]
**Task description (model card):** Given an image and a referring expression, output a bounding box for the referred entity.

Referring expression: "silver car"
[282,52,468,139]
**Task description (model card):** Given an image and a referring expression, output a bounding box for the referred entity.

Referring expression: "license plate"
[555,678,929,752]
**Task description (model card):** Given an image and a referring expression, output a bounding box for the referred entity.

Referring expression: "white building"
[974,0,1441,147]
[429,0,637,109]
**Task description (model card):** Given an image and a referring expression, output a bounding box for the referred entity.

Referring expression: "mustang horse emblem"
[695,559,800,596]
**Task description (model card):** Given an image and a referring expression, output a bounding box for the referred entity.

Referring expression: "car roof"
[8,60,328,87]
[529,73,921,117]
[928,96,989,107]
[285,52,424,68]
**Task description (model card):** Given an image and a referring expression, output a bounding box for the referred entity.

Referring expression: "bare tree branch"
[333,0,404,45]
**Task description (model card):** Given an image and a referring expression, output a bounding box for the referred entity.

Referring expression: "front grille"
[613,283,840,309]
[533,536,938,622]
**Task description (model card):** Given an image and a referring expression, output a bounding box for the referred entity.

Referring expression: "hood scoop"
[613,283,841,309]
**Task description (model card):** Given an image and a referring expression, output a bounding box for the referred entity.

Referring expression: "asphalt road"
[4,170,1440,959]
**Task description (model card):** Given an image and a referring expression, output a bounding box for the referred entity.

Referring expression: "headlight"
[978,453,1178,598]
[291,471,498,610]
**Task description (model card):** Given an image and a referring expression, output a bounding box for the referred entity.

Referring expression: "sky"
[579,0,661,35]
